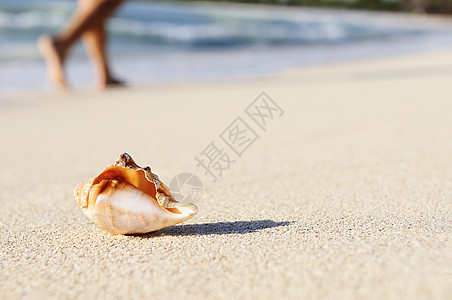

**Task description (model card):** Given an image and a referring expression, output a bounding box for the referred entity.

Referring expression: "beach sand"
[1,49,452,299]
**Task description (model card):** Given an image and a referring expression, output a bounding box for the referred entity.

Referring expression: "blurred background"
[1,0,452,93]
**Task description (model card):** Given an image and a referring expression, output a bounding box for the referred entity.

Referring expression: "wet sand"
[1,49,452,299]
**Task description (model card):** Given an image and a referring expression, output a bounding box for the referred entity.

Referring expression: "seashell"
[74,153,198,234]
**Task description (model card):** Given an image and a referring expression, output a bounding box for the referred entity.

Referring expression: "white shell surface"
[83,182,196,234]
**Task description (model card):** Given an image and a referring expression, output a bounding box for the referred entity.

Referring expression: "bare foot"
[38,35,68,89]
[97,77,126,90]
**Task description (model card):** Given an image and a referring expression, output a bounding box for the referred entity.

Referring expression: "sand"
[1,49,452,300]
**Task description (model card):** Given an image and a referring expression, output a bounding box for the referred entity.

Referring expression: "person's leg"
[38,35,67,88]
[80,0,124,89]
[38,0,124,89]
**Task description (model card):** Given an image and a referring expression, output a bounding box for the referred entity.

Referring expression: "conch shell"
[74,153,198,234]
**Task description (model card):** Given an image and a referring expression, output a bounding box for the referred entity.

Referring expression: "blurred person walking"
[38,0,126,89]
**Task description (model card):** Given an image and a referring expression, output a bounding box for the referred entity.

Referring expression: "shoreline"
[2,44,452,102]
[3,2,452,96]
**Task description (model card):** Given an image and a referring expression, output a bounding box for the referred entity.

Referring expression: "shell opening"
[92,165,198,215]
[93,166,157,199]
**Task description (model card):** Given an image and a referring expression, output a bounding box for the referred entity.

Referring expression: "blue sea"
[2,0,452,93]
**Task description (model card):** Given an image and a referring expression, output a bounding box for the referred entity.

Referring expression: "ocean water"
[1,0,452,93]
